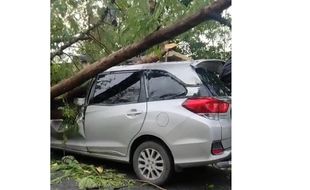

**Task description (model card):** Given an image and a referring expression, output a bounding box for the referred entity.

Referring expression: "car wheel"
[133,141,173,185]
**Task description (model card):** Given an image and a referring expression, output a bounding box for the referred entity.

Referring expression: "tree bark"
[135,50,166,64]
[51,81,90,109]
[51,0,231,99]
[51,109,63,119]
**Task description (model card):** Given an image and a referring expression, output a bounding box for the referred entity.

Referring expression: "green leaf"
[78,177,98,189]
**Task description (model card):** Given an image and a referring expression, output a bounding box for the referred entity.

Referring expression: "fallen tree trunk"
[51,0,231,99]
[51,81,90,109]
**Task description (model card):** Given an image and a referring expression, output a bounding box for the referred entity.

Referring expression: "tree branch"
[51,0,231,98]
[136,180,167,190]
[134,50,166,64]
[87,33,112,54]
[209,12,231,29]
[51,36,90,60]
[50,8,110,60]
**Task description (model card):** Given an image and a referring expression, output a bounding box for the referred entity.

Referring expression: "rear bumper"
[175,148,231,168]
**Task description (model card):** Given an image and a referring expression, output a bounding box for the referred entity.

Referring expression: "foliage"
[51,156,135,189]
[51,63,76,85]
[51,0,231,85]
[62,103,78,124]
[60,102,79,143]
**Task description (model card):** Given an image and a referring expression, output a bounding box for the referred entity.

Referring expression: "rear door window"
[90,71,142,105]
[146,70,187,101]
[195,68,231,96]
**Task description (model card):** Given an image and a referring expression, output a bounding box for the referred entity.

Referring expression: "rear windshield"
[195,68,231,96]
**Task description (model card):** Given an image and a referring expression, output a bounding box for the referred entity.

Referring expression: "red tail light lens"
[211,141,224,155]
[212,148,224,155]
[182,97,229,114]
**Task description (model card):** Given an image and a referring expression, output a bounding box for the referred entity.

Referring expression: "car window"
[91,71,142,105]
[147,70,187,101]
[195,68,231,96]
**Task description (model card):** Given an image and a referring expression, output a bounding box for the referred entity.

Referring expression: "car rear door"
[84,71,147,157]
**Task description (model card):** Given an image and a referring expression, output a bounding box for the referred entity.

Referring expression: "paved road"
[51,150,231,190]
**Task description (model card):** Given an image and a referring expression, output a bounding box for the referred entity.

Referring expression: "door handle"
[126,109,143,117]
[127,112,142,116]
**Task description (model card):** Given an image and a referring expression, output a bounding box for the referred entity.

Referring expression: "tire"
[132,141,173,185]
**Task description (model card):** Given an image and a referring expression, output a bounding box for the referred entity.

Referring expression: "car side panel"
[139,99,227,166]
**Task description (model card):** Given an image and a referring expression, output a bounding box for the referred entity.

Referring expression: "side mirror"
[73,98,85,106]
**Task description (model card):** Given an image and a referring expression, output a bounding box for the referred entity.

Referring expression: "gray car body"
[51,59,231,169]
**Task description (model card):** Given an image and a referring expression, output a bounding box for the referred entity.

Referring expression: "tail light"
[211,141,224,155]
[182,97,229,114]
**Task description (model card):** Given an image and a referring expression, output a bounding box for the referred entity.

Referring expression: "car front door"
[84,70,147,157]
[51,103,88,152]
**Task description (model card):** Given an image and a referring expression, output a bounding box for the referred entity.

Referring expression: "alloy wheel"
[137,148,164,180]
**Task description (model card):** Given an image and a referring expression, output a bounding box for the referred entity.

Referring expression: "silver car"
[51,59,231,185]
